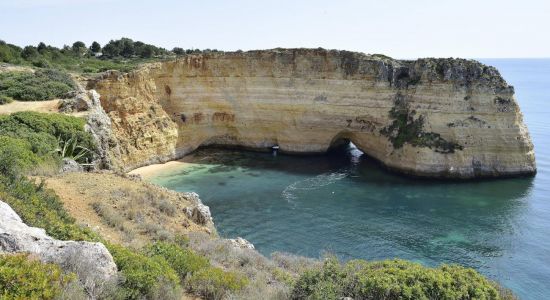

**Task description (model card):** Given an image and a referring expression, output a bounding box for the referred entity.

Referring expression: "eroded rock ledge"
[91,48,536,178]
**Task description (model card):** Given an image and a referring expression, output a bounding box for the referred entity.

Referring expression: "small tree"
[90,41,101,53]
[37,42,47,53]
[119,38,135,58]
[138,45,154,58]
[172,47,185,55]
[72,41,86,56]
[101,40,120,57]
[21,46,38,60]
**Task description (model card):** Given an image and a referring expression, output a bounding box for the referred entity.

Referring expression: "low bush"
[187,266,248,300]
[291,257,513,300]
[0,111,96,165]
[0,69,75,101]
[0,95,13,104]
[0,136,41,177]
[145,242,210,281]
[0,253,76,300]
[106,243,181,300]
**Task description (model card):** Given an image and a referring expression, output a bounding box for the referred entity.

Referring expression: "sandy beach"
[128,160,193,179]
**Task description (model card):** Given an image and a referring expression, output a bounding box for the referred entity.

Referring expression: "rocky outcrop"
[89,71,178,171]
[229,237,255,250]
[183,192,215,233]
[92,49,536,178]
[84,89,122,170]
[0,200,117,282]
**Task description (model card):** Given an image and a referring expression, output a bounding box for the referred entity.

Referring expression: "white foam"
[282,170,349,203]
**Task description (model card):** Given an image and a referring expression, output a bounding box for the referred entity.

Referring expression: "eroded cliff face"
[92,49,536,178]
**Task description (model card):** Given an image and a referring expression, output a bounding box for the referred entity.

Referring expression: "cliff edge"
[91,49,536,178]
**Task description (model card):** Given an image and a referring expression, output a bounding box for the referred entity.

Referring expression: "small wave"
[282,170,349,203]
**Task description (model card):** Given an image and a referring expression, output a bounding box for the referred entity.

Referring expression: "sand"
[128,160,194,179]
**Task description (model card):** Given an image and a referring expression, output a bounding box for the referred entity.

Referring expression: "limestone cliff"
[91,49,536,178]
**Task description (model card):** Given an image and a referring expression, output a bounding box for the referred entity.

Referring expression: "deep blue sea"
[151,59,550,300]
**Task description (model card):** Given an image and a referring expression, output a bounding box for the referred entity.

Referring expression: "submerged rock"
[0,200,117,282]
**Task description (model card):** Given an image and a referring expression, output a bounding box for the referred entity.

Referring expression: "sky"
[1,0,549,59]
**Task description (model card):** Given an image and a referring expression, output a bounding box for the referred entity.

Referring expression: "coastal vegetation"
[0,37,520,299]
[291,257,514,300]
[0,253,77,300]
[0,69,75,101]
[0,38,210,75]
[380,94,463,153]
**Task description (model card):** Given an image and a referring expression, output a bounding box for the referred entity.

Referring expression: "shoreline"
[128,159,194,179]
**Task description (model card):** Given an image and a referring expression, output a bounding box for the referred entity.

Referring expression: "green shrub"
[107,243,181,300]
[291,256,344,300]
[0,111,98,242]
[0,69,75,101]
[292,258,512,300]
[145,242,210,280]
[0,136,41,177]
[0,253,76,300]
[0,111,96,164]
[0,95,13,104]
[187,266,248,300]
[0,41,23,64]
[0,114,98,240]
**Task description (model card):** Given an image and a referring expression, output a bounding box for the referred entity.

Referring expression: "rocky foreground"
[90,49,535,178]
[0,201,117,283]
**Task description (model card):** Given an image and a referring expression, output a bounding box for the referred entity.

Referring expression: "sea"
[150,59,550,299]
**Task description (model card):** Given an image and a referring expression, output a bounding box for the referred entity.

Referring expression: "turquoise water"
[151,59,550,300]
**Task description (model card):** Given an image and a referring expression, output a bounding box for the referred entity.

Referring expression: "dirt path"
[0,99,61,115]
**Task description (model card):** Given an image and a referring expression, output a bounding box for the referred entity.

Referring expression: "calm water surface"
[151,59,550,299]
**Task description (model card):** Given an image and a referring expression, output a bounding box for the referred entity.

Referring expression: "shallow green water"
[151,59,550,299]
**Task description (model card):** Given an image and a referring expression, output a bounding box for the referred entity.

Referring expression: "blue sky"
[1,0,549,59]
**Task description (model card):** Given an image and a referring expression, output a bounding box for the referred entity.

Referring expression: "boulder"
[183,192,213,226]
[184,203,212,226]
[60,158,83,173]
[59,90,92,113]
[0,200,117,283]
[229,237,255,250]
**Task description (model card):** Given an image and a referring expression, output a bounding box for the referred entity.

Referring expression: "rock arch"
[93,49,536,178]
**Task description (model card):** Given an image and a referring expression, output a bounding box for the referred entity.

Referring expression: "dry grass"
[188,232,318,300]
[43,171,212,248]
